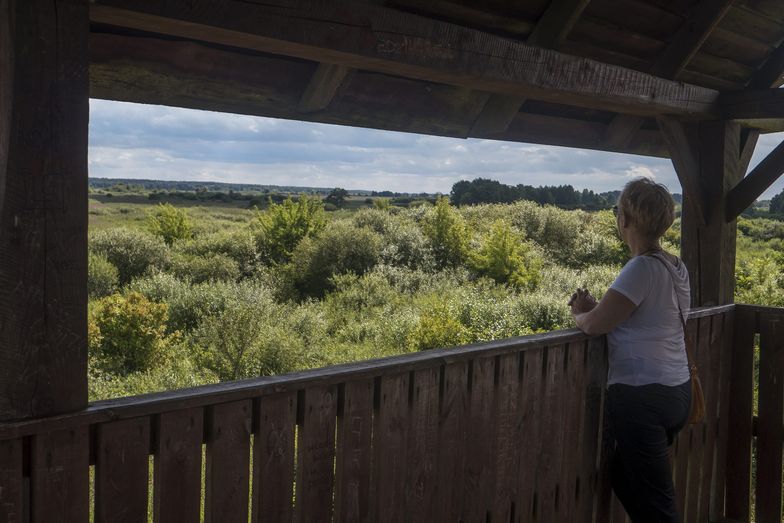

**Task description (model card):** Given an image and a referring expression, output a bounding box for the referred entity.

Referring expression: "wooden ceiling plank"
[605,0,735,149]
[89,0,720,119]
[298,63,352,113]
[469,0,591,136]
[726,138,784,220]
[747,42,784,88]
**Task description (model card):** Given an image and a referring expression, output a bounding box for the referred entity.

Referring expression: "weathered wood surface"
[0,304,776,522]
[0,0,89,421]
[726,138,784,221]
[89,0,721,118]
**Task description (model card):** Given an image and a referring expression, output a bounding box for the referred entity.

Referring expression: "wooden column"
[0,0,89,420]
[659,119,756,307]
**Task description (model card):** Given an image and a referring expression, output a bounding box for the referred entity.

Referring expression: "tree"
[770,188,784,214]
[325,187,349,208]
[469,221,541,288]
[147,202,192,245]
[254,195,326,264]
[422,196,471,268]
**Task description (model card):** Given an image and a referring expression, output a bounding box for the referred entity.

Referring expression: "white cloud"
[88,100,784,198]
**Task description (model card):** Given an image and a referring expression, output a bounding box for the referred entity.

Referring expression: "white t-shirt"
[607,254,691,387]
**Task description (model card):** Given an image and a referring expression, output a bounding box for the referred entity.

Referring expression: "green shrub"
[469,221,541,288]
[147,203,192,245]
[89,292,179,375]
[170,252,241,283]
[178,229,258,277]
[354,209,434,270]
[89,228,170,285]
[373,198,391,211]
[88,253,119,298]
[254,195,325,264]
[289,221,383,297]
[422,196,471,268]
[408,300,471,351]
[736,255,784,307]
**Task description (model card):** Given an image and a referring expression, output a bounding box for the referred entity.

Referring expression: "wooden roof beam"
[721,88,784,120]
[747,42,784,89]
[726,138,784,220]
[89,0,720,119]
[298,63,351,113]
[469,0,591,136]
[604,0,736,149]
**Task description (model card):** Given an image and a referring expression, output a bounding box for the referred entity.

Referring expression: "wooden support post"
[0,0,89,420]
[660,119,754,306]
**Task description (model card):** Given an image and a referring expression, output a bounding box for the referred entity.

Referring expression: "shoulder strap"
[646,253,697,378]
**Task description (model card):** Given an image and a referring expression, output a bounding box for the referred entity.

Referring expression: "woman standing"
[569,177,691,522]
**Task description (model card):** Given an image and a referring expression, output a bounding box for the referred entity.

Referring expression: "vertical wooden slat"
[755,311,784,523]
[253,392,296,523]
[673,428,690,519]
[435,362,468,522]
[334,379,373,523]
[0,438,24,523]
[685,316,710,522]
[712,310,734,521]
[491,352,521,522]
[31,427,89,523]
[559,342,586,521]
[698,314,722,523]
[205,400,252,523]
[295,385,338,523]
[724,306,755,520]
[516,347,544,523]
[576,337,607,522]
[371,372,409,523]
[154,408,204,523]
[405,368,439,522]
[95,418,150,523]
[462,356,495,522]
[536,345,566,522]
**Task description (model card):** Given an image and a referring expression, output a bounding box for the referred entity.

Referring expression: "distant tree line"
[450,178,620,209]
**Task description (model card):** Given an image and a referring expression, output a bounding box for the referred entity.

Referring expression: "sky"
[88,99,784,199]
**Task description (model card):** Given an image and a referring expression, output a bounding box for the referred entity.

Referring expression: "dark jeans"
[606,380,691,523]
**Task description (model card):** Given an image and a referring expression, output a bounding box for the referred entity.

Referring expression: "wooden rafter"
[298,63,351,113]
[89,0,720,119]
[721,88,784,120]
[726,138,784,220]
[604,0,736,149]
[747,41,784,89]
[469,0,590,136]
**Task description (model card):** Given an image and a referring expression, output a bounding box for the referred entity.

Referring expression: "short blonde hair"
[617,177,675,239]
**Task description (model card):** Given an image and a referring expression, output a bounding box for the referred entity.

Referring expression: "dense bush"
[147,203,192,245]
[289,221,383,297]
[177,229,258,277]
[254,196,325,263]
[89,292,179,375]
[170,252,241,283]
[422,196,471,268]
[469,221,541,288]
[89,228,170,285]
[88,253,119,298]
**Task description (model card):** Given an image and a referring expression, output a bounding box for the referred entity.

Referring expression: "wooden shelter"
[1,0,784,521]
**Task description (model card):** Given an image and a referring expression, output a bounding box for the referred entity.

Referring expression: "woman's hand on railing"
[569,288,597,314]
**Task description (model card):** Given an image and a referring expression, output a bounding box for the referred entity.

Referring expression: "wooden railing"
[0,303,776,523]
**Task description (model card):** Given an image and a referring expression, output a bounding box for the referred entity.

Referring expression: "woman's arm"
[571,288,637,336]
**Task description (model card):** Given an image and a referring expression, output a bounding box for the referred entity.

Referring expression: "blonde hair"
[617,177,675,239]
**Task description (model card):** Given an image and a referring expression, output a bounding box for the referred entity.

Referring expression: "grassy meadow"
[86,185,784,401]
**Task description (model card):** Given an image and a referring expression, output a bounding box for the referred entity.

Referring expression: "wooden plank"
[404,368,439,521]
[295,385,338,523]
[253,393,296,523]
[559,342,587,521]
[0,438,24,523]
[470,94,525,136]
[154,408,204,523]
[673,428,691,518]
[204,400,252,523]
[461,356,495,522]
[435,362,468,522]
[685,317,710,522]
[603,115,647,150]
[515,347,544,522]
[711,311,734,520]
[0,0,89,421]
[95,418,151,523]
[754,311,784,523]
[657,117,708,226]
[698,313,723,523]
[31,427,89,523]
[491,352,521,522]
[748,42,784,89]
[89,0,721,118]
[726,138,784,220]
[298,63,351,113]
[724,307,755,521]
[334,379,373,523]
[371,373,409,523]
[576,337,607,522]
[722,88,784,120]
[535,345,567,521]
